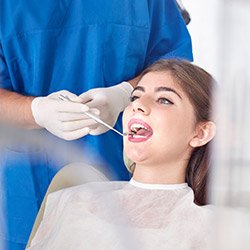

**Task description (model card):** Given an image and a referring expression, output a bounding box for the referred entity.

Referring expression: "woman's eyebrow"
[132,86,145,94]
[155,86,182,99]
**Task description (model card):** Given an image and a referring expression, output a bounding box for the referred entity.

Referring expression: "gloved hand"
[31,90,99,140]
[79,82,133,135]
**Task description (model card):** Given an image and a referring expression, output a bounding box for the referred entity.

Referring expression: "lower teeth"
[133,135,146,138]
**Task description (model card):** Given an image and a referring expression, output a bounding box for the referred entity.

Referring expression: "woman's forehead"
[137,71,183,93]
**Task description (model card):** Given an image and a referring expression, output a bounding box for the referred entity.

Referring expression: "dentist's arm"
[128,75,141,89]
[0,88,36,129]
[0,88,98,140]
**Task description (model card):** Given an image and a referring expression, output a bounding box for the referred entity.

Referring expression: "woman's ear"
[190,121,216,148]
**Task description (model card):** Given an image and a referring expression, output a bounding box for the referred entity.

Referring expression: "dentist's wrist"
[118,81,134,96]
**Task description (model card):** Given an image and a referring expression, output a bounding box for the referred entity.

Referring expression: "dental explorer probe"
[58,94,133,137]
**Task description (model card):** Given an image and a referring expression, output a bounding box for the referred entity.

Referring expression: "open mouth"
[128,119,153,141]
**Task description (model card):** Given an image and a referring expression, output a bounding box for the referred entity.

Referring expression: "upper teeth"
[130,123,148,132]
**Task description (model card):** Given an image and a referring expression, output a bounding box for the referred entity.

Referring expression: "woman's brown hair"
[135,59,215,205]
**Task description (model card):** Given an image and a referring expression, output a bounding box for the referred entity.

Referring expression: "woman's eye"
[157,97,173,105]
[130,95,139,102]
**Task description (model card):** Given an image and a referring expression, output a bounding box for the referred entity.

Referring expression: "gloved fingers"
[49,90,83,102]
[80,92,107,108]
[56,100,89,113]
[89,125,108,136]
[88,112,117,135]
[87,108,100,116]
[83,97,107,110]
[78,90,94,103]
[46,121,90,140]
[60,127,90,141]
[59,119,98,132]
[61,91,83,102]
[57,108,100,122]
[58,113,89,122]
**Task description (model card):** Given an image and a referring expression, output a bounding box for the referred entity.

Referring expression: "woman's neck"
[132,162,186,184]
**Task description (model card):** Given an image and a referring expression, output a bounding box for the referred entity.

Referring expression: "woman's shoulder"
[184,203,215,232]
[173,191,215,226]
[48,181,129,202]
[189,203,215,219]
[194,203,215,215]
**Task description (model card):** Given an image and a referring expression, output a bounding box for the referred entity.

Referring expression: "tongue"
[135,128,150,136]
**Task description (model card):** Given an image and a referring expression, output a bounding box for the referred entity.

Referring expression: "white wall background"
[182,0,221,80]
[183,1,250,248]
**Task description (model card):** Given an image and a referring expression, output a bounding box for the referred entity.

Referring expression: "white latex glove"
[31,90,99,140]
[79,82,133,135]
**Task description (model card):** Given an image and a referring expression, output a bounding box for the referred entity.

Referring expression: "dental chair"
[26,163,108,248]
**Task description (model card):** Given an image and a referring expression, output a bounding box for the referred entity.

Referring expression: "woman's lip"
[127,118,153,133]
[127,133,153,142]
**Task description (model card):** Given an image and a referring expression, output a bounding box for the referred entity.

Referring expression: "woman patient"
[28,59,216,249]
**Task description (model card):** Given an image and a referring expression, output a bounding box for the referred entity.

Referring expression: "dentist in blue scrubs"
[0,0,192,249]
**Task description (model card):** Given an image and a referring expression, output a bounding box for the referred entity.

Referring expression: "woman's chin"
[125,150,149,164]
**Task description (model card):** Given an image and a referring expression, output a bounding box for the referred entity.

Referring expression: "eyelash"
[129,95,174,105]
[129,95,139,102]
[157,97,174,105]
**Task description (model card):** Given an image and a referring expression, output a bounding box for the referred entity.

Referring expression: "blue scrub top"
[0,0,192,249]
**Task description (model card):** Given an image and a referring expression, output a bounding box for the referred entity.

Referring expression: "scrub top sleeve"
[0,42,12,90]
[145,0,193,66]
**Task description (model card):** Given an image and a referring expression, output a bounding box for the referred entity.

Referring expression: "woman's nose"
[132,97,150,115]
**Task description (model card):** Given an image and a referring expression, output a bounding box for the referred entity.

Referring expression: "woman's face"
[123,71,198,167]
